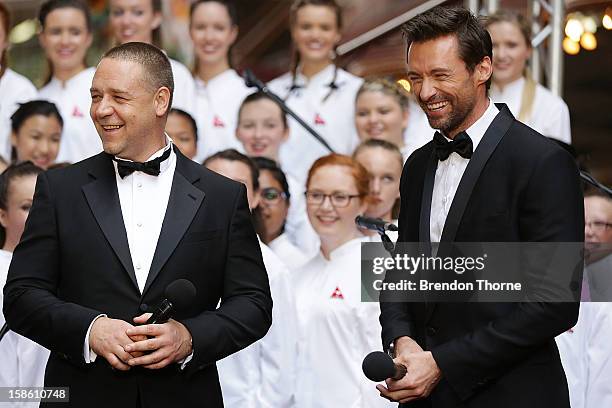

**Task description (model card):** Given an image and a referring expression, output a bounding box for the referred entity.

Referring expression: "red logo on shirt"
[314,113,326,126]
[330,286,344,299]
[213,115,225,128]
[72,106,84,117]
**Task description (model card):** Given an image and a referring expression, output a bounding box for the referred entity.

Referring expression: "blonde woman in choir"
[355,78,433,161]
[109,0,195,114]
[353,139,403,242]
[37,0,102,163]
[293,154,389,408]
[268,0,363,185]
[486,10,572,143]
[0,2,37,163]
[0,162,49,394]
[189,0,252,162]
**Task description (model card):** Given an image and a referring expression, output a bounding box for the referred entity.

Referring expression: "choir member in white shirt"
[10,100,63,169]
[236,91,317,255]
[556,193,612,408]
[0,3,38,163]
[37,0,102,164]
[204,149,297,408]
[353,139,402,242]
[109,0,195,115]
[165,108,198,160]
[293,154,389,408]
[267,0,363,186]
[486,10,572,144]
[0,162,50,399]
[355,78,431,161]
[252,157,309,269]
[189,0,252,162]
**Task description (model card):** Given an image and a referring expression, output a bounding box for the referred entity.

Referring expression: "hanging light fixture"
[562,37,580,55]
[580,32,597,50]
[565,18,584,42]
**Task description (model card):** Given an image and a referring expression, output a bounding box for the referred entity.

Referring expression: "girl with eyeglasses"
[253,157,309,269]
[486,10,571,144]
[267,0,363,186]
[292,154,388,407]
[0,2,37,163]
[0,162,49,392]
[37,0,102,163]
[108,0,195,115]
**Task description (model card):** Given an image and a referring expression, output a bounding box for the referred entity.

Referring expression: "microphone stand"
[379,232,395,256]
[580,171,612,197]
[243,69,335,153]
[0,323,9,343]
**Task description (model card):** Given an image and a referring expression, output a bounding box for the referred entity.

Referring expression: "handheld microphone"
[146,279,197,324]
[355,216,398,233]
[362,351,407,382]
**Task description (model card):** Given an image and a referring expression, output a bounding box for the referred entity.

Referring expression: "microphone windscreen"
[362,351,395,382]
[164,279,196,311]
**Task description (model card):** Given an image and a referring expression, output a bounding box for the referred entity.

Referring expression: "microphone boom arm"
[244,69,335,153]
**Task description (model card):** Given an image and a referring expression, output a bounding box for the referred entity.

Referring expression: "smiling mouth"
[426,101,449,111]
[102,125,123,131]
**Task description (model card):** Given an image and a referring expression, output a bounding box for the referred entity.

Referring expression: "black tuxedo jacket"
[3,150,272,408]
[380,104,584,408]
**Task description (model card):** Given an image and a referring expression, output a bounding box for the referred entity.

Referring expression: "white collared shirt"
[0,69,37,161]
[429,100,499,243]
[114,139,176,293]
[168,58,196,117]
[193,69,252,162]
[217,239,297,407]
[38,67,103,163]
[268,65,363,185]
[490,77,571,144]
[83,137,177,363]
[292,237,388,408]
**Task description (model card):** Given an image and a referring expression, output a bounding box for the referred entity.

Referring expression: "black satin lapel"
[439,105,514,245]
[82,163,139,292]
[419,150,438,256]
[142,170,205,296]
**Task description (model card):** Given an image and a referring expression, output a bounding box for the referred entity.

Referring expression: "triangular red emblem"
[72,106,84,117]
[213,115,225,128]
[330,286,344,299]
[314,113,326,125]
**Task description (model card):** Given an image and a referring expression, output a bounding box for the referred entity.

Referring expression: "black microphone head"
[362,351,395,382]
[164,279,196,312]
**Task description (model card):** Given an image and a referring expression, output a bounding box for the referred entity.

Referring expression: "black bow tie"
[433,131,473,161]
[113,147,172,179]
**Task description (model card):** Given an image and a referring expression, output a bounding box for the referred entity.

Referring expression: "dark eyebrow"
[406,71,421,77]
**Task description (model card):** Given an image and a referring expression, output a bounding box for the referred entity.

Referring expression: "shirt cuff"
[84,314,107,363]
[179,351,194,370]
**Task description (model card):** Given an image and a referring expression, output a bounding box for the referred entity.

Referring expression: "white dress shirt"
[0,250,51,405]
[557,302,612,408]
[193,69,253,162]
[84,138,177,362]
[292,237,388,408]
[0,69,37,162]
[217,239,297,408]
[490,77,571,144]
[38,67,103,163]
[168,58,196,117]
[429,101,499,243]
[268,65,363,186]
[268,233,309,270]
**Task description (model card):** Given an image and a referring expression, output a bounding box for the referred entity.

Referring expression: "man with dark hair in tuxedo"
[378,6,583,408]
[3,42,272,408]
